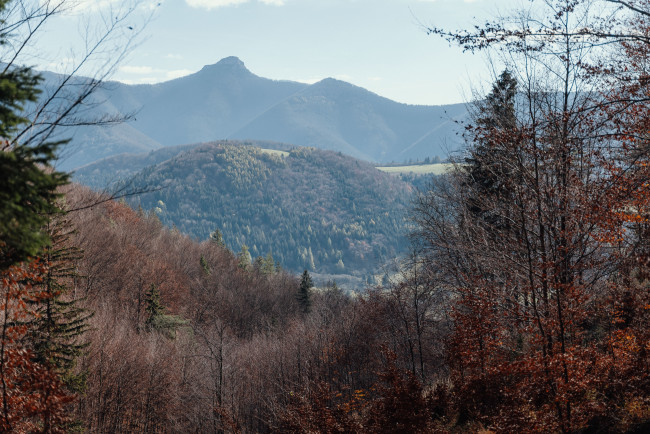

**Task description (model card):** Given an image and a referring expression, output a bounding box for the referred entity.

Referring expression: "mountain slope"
[126,57,308,147]
[77,142,414,277]
[39,57,465,170]
[231,78,466,162]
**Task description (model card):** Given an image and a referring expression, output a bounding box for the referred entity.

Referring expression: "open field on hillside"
[260,148,290,157]
[376,163,454,175]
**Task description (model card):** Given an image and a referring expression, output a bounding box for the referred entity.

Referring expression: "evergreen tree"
[464,69,519,232]
[297,270,313,313]
[19,209,90,431]
[238,244,252,270]
[262,252,276,275]
[0,9,73,429]
[144,283,188,339]
[253,252,277,275]
[210,228,226,247]
[0,61,68,270]
[31,214,90,386]
[200,255,211,275]
[145,283,165,328]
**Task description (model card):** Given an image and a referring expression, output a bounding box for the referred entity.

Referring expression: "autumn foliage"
[0,261,74,432]
[1,1,650,433]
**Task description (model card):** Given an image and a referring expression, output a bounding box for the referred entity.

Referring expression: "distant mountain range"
[75,141,414,280]
[44,56,466,170]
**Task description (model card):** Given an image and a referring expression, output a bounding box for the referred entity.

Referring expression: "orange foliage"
[0,261,73,433]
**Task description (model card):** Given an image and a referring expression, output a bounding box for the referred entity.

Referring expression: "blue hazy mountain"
[47,56,465,170]
[232,77,466,162]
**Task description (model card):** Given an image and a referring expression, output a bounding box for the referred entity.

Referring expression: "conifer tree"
[145,283,165,328]
[297,270,313,313]
[27,212,91,431]
[237,244,252,270]
[200,255,211,275]
[0,57,67,270]
[463,69,519,232]
[144,283,188,339]
[31,213,90,381]
[210,229,226,247]
[261,252,276,275]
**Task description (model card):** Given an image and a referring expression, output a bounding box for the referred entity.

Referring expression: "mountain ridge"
[45,56,466,170]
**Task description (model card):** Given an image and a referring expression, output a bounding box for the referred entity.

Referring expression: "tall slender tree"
[30,212,90,382]
[25,211,91,431]
[297,270,313,314]
[463,69,520,233]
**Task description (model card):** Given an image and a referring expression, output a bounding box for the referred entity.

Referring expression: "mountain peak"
[200,56,248,73]
[217,56,246,67]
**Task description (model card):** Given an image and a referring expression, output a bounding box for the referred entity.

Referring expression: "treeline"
[379,156,444,166]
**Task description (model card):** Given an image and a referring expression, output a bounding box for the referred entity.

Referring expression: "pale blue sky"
[39,0,517,105]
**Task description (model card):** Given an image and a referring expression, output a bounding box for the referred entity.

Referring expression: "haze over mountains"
[50,56,466,170]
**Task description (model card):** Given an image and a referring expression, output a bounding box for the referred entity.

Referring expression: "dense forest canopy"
[84,142,413,279]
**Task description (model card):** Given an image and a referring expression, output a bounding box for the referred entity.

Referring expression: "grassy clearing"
[376,163,454,175]
[260,148,290,158]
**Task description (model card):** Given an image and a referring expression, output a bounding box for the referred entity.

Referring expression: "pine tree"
[27,213,91,431]
[144,283,188,339]
[237,244,252,270]
[200,255,211,275]
[261,252,276,275]
[297,270,313,313]
[0,5,71,429]
[31,213,90,380]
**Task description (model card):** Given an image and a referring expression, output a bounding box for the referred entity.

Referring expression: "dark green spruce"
[297,270,313,313]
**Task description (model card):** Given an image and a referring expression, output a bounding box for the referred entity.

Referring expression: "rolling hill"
[75,142,416,280]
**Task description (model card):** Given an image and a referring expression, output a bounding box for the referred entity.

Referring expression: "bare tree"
[1,0,153,152]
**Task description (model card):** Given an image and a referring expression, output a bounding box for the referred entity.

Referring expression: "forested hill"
[76,143,414,279]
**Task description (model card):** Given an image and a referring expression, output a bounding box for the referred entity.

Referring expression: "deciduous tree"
[416,0,650,431]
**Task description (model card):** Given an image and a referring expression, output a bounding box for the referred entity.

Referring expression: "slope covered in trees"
[76,142,414,279]
[41,185,451,432]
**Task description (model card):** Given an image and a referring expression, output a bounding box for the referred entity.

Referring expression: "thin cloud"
[185,0,286,10]
[293,77,320,84]
[118,77,158,84]
[120,65,156,74]
[185,0,249,9]
[114,65,193,83]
